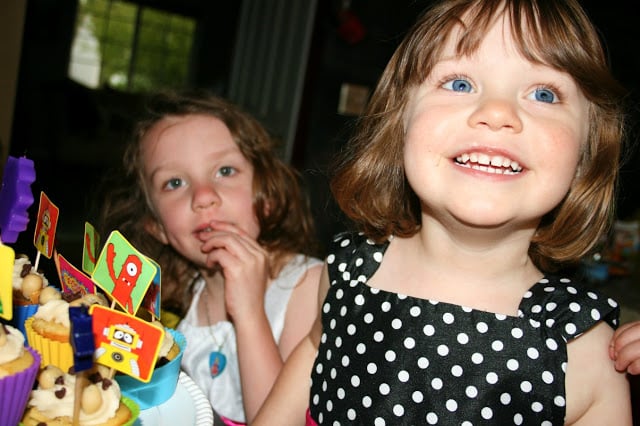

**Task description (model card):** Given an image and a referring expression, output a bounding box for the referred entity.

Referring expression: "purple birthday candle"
[0,156,36,243]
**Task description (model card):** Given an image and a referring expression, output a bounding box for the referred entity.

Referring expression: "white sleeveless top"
[178,254,322,422]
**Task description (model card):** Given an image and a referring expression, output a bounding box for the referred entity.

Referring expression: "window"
[68,0,196,92]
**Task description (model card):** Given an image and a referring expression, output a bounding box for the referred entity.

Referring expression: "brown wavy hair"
[330,0,626,272]
[96,90,318,316]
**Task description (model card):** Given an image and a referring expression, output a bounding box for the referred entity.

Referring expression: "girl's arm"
[252,265,330,425]
[610,320,640,374]
[238,261,322,422]
[565,321,632,425]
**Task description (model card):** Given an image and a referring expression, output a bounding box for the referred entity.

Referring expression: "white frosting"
[12,255,49,290]
[158,328,175,358]
[28,373,122,424]
[34,299,70,328]
[0,325,26,364]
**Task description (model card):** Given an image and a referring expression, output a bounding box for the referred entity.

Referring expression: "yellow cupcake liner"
[24,316,74,373]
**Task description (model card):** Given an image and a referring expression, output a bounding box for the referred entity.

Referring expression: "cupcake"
[115,326,186,409]
[25,291,108,373]
[10,254,50,335]
[0,324,41,426]
[21,365,139,426]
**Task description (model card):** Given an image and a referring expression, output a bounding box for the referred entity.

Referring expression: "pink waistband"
[220,415,246,426]
[306,408,318,426]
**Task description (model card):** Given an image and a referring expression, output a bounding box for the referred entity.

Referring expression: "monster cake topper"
[90,304,165,382]
[91,231,157,315]
[55,252,96,296]
[82,221,100,275]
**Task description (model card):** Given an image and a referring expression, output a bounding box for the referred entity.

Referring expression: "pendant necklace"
[202,284,231,378]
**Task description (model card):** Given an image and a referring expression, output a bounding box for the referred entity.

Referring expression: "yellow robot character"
[94,323,143,377]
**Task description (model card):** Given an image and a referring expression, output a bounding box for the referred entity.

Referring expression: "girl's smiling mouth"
[454,152,523,174]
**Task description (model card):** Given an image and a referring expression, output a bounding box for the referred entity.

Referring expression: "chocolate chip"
[54,376,65,385]
[55,387,66,399]
[102,378,113,390]
[20,263,32,277]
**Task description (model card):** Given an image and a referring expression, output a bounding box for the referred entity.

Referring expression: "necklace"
[202,284,231,378]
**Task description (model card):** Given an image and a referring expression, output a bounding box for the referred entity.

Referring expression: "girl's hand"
[199,220,269,320]
[609,320,640,374]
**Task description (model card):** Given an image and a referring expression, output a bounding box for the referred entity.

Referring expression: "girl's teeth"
[455,153,523,173]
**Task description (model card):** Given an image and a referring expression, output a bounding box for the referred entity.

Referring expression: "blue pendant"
[209,351,227,378]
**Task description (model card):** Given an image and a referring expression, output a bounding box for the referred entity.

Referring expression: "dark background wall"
[8,0,640,263]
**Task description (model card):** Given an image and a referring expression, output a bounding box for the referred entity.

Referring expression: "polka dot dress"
[308,232,620,425]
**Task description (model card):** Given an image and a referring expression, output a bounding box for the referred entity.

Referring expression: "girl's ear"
[144,217,169,245]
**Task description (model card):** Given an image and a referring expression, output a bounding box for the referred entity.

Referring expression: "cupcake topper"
[82,221,100,275]
[0,155,36,244]
[89,304,165,382]
[0,243,15,320]
[32,191,59,270]
[91,231,157,316]
[55,252,97,296]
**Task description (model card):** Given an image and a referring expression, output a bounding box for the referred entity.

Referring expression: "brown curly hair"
[95,90,318,316]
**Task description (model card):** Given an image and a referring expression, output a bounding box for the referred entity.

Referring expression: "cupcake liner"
[116,328,186,410]
[0,347,41,426]
[120,396,141,426]
[24,317,73,373]
[10,304,38,336]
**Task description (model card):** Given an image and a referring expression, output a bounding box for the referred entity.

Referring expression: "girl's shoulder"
[522,274,621,340]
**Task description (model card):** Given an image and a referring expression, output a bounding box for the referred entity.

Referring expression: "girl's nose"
[468,97,523,133]
[192,184,220,210]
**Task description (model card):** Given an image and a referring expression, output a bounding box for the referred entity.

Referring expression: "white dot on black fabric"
[514,413,524,425]
[316,362,324,374]
[481,407,493,419]
[374,331,384,342]
[567,285,578,294]
[511,327,523,338]
[451,365,463,377]
[443,312,455,324]
[392,318,402,329]
[466,386,478,398]
[398,370,410,382]
[554,395,566,407]
[355,257,363,267]
[347,324,356,335]
[362,395,372,408]
[531,401,543,412]
[546,338,559,351]
[471,352,484,364]
[546,319,555,327]
[527,347,539,359]
[374,417,385,426]
[410,306,421,317]
[379,383,390,395]
[373,251,383,262]
[500,392,511,405]
[457,333,470,344]
[532,304,542,313]
[491,340,504,351]
[424,324,436,336]
[340,306,347,317]
[335,288,344,299]
[413,390,424,403]
[342,271,350,281]
[608,298,618,308]
[326,400,333,412]
[569,302,581,313]
[507,359,519,371]
[347,408,356,419]
[529,319,541,328]
[335,336,343,347]
[520,381,532,393]
[437,345,449,356]
[426,412,438,424]
[546,302,557,311]
[367,362,377,374]
[356,343,366,354]
[590,308,601,321]
[341,355,350,367]
[351,375,361,387]
[330,368,337,379]
[446,399,458,412]
[404,337,416,349]
[432,377,443,390]
[477,322,489,333]
[486,372,498,384]
[393,404,405,417]
[329,318,336,329]
[418,357,430,369]
[385,350,397,362]
[364,312,374,323]
[327,254,335,264]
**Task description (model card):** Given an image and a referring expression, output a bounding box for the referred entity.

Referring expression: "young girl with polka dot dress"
[254,0,640,424]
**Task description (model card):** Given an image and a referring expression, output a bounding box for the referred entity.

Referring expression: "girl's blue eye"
[217,166,236,177]
[532,88,557,103]
[164,178,183,190]
[443,78,473,93]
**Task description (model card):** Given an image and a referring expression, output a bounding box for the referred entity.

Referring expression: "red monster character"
[107,243,143,314]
